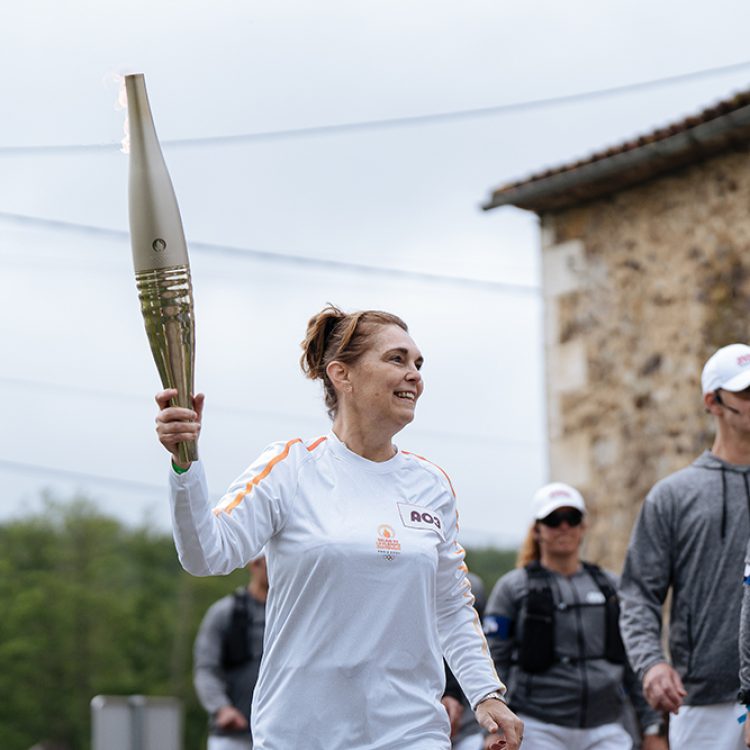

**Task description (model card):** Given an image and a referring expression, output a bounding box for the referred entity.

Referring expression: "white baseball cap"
[701,344,750,395]
[531,482,586,521]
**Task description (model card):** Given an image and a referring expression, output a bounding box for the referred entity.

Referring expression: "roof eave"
[482,103,750,214]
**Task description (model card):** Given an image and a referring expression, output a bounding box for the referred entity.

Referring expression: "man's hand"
[441,695,463,738]
[214,705,248,731]
[475,698,523,749]
[643,662,686,713]
[744,711,750,747]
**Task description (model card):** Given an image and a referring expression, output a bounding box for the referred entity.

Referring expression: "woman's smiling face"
[344,323,424,432]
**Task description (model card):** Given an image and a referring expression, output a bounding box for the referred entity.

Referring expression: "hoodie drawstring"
[701,455,750,541]
[726,470,750,541]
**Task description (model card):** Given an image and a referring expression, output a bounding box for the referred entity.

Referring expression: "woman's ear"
[326,360,351,393]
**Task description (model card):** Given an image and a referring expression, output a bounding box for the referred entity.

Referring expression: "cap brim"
[534,498,586,520]
[720,371,750,392]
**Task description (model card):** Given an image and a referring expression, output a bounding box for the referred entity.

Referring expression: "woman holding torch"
[155,304,523,750]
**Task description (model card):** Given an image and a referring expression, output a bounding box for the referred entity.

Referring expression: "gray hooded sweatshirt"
[739,538,750,693]
[619,451,750,705]
[193,589,266,739]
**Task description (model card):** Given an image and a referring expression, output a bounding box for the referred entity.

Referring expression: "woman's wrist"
[474,690,507,710]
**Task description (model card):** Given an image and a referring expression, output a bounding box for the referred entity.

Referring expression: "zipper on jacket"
[570,581,589,727]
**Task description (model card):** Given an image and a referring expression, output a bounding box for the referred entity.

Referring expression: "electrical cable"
[0,457,168,495]
[1,59,749,155]
[0,375,542,447]
[0,455,524,544]
[0,210,540,294]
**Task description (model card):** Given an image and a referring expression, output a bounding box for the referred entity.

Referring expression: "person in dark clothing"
[193,556,267,750]
[484,483,664,750]
[619,343,750,750]
[442,572,488,750]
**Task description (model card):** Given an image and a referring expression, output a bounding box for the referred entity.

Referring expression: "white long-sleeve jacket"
[170,431,503,750]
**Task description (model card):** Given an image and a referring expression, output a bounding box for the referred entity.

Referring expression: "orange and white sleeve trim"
[214,436,327,516]
[402,450,457,498]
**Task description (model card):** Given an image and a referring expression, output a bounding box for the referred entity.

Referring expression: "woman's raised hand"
[154,389,205,468]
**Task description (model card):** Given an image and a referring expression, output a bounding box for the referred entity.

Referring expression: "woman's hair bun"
[300,303,346,381]
[299,304,408,419]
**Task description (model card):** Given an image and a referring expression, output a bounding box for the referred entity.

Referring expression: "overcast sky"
[2,1,750,547]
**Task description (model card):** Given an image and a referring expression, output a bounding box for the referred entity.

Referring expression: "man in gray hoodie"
[193,555,267,750]
[739,541,750,747]
[619,343,750,750]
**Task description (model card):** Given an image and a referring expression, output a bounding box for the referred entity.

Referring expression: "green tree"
[0,495,518,750]
[0,496,244,750]
[463,546,518,594]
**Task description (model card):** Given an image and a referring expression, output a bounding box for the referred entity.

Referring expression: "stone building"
[483,90,750,569]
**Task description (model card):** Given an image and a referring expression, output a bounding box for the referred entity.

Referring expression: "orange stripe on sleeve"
[217,436,328,516]
[221,438,302,514]
[402,450,456,497]
[306,436,327,452]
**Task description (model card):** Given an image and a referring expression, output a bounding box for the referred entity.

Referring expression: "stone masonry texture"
[540,146,750,570]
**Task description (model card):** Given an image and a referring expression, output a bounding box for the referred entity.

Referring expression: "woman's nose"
[406,366,422,382]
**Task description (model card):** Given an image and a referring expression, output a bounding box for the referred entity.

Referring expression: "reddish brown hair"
[300,304,408,418]
[515,523,541,568]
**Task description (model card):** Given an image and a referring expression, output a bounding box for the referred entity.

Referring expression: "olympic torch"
[125,73,198,464]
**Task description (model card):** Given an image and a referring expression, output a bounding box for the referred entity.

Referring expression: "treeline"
[0,497,516,750]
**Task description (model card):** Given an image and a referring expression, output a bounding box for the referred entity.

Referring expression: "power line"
[0,375,324,425]
[0,456,525,544]
[2,60,750,156]
[0,375,543,448]
[0,210,539,295]
[0,457,168,495]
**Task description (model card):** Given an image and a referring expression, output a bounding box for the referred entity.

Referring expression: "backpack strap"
[582,562,626,665]
[221,587,253,668]
[519,562,556,673]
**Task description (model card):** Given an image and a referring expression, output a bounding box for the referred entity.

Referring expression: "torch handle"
[136,264,198,464]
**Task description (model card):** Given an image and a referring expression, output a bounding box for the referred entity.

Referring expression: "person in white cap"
[619,343,750,750]
[482,483,665,750]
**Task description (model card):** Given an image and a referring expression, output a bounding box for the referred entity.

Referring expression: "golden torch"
[125,73,197,464]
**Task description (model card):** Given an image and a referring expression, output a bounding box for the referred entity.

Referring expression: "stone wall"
[540,146,750,570]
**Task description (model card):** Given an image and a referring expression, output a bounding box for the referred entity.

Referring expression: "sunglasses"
[539,509,584,528]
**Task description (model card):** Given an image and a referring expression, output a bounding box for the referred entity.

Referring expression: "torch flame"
[116,75,130,154]
[104,70,134,154]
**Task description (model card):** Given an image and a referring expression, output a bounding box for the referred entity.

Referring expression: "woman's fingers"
[155,388,178,409]
[154,390,203,424]
[476,700,523,750]
[154,391,204,464]
[193,392,205,420]
[157,422,200,443]
[155,389,203,416]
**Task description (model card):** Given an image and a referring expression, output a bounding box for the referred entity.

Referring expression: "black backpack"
[221,587,253,668]
[518,561,626,674]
